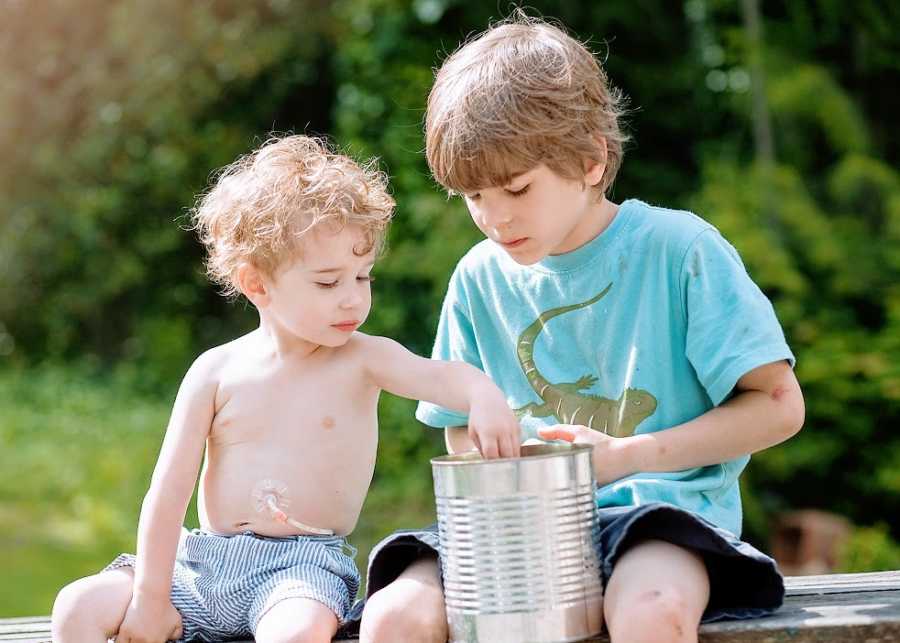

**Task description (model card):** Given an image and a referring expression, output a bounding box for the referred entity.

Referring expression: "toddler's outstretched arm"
[360,335,521,458]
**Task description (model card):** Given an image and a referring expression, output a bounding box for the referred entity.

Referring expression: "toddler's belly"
[198,445,375,537]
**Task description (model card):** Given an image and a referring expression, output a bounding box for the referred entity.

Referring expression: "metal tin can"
[432,443,603,642]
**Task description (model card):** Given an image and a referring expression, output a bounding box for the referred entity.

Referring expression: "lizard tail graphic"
[514,283,658,437]
[516,283,613,396]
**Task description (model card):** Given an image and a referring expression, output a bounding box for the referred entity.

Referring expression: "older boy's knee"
[360,571,448,643]
[606,585,700,642]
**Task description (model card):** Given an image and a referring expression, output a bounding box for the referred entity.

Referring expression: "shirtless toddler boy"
[51,135,520,643]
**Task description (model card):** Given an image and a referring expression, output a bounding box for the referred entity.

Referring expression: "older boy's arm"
[360,335,520,457]
[626,360,804,473]
[541,360,803,484]
[128,351,218,616]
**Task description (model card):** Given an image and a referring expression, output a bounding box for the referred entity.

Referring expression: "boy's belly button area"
[250,478,335,535]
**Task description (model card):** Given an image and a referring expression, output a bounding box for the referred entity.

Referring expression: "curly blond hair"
[189,135,394,298]
[425,13,628,195]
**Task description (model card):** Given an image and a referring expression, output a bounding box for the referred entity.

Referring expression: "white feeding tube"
[252,478,334,536]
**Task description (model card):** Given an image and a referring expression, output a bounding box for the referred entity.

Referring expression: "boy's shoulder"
[624,198,718,245]
[185,336,245,382]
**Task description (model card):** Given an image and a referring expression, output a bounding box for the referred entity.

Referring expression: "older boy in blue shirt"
[360,14,804,643]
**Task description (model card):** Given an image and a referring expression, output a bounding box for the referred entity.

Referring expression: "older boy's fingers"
[538,426,577,442]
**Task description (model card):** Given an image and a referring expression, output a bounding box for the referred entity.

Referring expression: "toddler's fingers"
[481,437,501,459]
[469,429,483,456]
[509,432,521,458]
[499,433,519,458]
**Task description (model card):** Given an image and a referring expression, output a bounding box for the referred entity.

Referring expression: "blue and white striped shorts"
[104,528,360,642]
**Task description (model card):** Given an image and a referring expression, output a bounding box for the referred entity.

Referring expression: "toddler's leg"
[255,597,338,643]
[359,553,447,643]
[51,568,134,643]
[603,539,710,643]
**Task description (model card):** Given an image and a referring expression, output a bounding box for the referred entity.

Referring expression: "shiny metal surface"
[432,444,604,642]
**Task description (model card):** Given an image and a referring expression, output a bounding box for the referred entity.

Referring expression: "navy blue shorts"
[362,502,784,624]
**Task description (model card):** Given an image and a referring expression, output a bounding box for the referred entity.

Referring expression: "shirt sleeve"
[415,267,483,428]
[682,228,795,406]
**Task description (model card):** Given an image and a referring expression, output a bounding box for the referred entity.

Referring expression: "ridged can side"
[432,444,603,643]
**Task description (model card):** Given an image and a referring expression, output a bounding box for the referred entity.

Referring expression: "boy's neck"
[253,317,323,361]
[552,197,619,256]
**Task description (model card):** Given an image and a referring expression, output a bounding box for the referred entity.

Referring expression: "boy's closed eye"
[314,275,375,289]
[466,184,530,200]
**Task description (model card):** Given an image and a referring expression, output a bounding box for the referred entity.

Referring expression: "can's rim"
[431,442,593,466]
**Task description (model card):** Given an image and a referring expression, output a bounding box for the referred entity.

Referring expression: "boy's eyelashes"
[465,185,530,200]
[314,276,374,289]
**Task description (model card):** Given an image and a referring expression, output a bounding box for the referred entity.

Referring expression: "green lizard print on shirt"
[514,283,658,437]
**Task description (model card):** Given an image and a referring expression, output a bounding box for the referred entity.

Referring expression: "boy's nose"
[340,292,363,308]
[480,207,513,230]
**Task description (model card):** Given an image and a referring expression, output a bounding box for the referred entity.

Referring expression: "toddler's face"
[263,224,375,347]
[461,164,604,265]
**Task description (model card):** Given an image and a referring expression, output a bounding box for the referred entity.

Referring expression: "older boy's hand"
[538,424,636,486]
[467,389,521,459]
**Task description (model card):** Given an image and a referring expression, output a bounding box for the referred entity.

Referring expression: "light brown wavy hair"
[189,135,394,298]
[426,12,628,195]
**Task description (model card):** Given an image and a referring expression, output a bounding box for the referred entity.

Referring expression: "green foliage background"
[1,0,898,617]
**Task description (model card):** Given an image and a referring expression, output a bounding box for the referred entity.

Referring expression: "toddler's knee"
[51,580,93,638]
[262,627,330,643]
[257,617,334,643]
[256,609,337,643]
[361,582,447,643]
[607,587,699,642]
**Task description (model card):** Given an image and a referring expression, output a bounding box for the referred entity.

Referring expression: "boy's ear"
[236,263,270,307]
[584,135,609,187]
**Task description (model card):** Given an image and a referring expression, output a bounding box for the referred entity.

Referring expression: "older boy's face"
[263,224,375,348]
[462,163,608,265]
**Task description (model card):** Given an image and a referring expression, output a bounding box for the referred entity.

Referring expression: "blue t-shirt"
[416,199,794,536]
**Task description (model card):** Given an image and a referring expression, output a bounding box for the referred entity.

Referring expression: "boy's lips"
[499,237,528,249]
[332,321,359,332]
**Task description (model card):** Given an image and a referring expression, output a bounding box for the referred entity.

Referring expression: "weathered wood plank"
[6,571,900,642]
[0,616,52,642]
[785,570,900,595]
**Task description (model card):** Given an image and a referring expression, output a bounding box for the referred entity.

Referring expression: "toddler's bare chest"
[210,374,379,449]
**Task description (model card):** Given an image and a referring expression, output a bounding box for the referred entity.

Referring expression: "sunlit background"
[1,0,898,617]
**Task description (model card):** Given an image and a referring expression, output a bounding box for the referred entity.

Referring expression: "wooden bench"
[6,571,899,642]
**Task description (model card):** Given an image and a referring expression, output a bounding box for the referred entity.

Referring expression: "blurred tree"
[0,0,336,386]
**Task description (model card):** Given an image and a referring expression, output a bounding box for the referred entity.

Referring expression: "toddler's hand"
[538,424,635,486]
[467,388,521,459]
[116,592,183,643]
